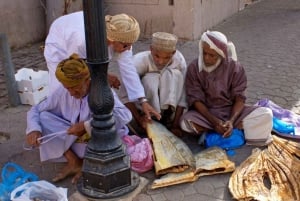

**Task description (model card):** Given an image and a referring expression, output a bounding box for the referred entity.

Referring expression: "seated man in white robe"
[25,53,132,183]
[120,32,187,136]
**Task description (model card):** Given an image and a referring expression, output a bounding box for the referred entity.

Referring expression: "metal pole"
[0,33,20,107]
[77,0,139,199]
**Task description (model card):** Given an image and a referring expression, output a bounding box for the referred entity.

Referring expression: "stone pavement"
[1,0,300,200]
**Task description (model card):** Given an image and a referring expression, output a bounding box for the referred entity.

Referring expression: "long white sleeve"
[116,48,145,101]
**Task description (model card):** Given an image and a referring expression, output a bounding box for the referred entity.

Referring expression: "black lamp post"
[77,0,139,199]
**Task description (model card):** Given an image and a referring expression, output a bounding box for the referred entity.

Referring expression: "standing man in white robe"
[44,12,161,122]
[26,54,132,183]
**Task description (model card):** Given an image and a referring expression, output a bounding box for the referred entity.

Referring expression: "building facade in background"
[0,0,250,48]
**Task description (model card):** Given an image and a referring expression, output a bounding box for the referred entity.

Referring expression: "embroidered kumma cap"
[151,32,178,52]
[106,13,140,44]
[56,53,90,88]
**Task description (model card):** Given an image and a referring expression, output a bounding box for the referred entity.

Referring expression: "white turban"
[198,30,237,71]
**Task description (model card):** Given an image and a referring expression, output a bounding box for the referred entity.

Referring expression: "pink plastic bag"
[122,135,154,173]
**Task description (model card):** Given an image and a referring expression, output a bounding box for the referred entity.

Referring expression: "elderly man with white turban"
[44,12,161,122]
[26,54,132,183]
[180,30,273,146]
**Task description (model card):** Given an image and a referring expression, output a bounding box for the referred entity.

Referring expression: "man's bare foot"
[170,128,183,137]
[52,163,82,183]
[52,149,83,183]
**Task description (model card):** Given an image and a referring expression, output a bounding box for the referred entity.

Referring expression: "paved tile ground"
[0,0,300,200]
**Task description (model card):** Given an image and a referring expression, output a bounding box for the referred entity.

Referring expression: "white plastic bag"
[10,180,68,201]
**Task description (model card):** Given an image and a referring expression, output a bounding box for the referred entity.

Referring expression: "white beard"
[202,57,222,73]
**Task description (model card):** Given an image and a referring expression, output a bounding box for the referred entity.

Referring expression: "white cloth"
[119,50,187,113]
[44,11,145,100]
[243,107,273,145]
[26,86,132,162]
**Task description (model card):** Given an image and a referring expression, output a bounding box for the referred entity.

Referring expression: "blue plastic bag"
[205,129,245,152]
[0,162,39,201]
[272,117,295,134]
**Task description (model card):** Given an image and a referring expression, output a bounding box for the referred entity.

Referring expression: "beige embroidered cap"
[106,13,140,44]
[151,32,178,52]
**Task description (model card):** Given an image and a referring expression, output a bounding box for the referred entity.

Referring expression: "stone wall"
[0,0,46,48]
[104,0,247,40]
[0,0,82,49]
[0,0,248,48]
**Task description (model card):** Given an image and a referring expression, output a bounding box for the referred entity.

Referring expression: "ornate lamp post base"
[77,172,139,199]
[77,147,140,199]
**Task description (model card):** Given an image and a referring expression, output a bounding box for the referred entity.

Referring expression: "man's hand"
[213,120,227,136]
[222,120,233,137]
[141,102,161,121]
[108,73,121,89]
[68,122,86,137]
[26,131,42,147]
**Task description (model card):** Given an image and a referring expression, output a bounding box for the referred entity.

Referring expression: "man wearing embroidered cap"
[120,32,187,136]
[26,54,132,183]
[44,12,161,122]
[180,30,273,146]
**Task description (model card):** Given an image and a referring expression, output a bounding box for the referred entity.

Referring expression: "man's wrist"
[138,97,148,104]
[229,117,236,124]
